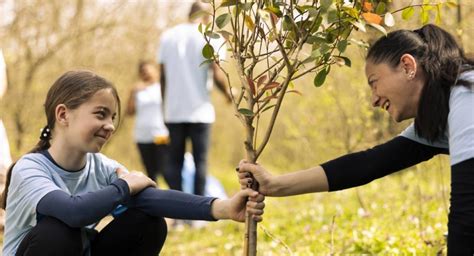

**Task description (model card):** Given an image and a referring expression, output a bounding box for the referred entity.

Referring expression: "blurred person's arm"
[0,50,7,98]
[212,63,232,103]
[126,86,137,116]
[126,82,145,116]
[159,64,166,105]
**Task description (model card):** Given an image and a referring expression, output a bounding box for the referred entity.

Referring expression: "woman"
[126,61,169,183]
[238,24,474,254]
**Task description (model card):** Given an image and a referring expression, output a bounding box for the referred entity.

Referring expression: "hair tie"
[39,125,51,140]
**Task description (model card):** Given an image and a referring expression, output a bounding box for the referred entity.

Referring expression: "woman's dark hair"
[366,24,474,142]
[0,70,121,209]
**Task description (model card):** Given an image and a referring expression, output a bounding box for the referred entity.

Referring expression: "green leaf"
[301,56,316,65]
[282,15,293,31]
[265,6,283,17]
[202,44,214,59]
[238,108,254,116]
[199,59,214,67]
[205,31,221,39]
[421,7,429,24]
[220,0,240,7]
[319,43,331,55]
[342,7,358,18]
[218,30,233,41]
[216,14,231,29]
[402,7,415,20]
[320,0,332,12]
[311,16,323,33]
[198,23,203,33]
[337,40,348,53]
[435,4,442,25]
[375,2,386,15]
[307,36,326,44]
[327,10,339,23]
[314,68,328,87]
[261,104,276,113]
[289,81,295,89]
[339,56,351,67]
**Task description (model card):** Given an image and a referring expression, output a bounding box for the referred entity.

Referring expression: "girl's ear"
[400,53,417,79]
[55,104,68,126]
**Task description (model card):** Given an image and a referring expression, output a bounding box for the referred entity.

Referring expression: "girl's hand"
[237,160,274,196]
[211,189,265,222]
[116,168,156,195]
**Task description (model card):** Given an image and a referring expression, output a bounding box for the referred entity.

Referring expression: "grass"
[0,156,450,255]
[161,156,450,255]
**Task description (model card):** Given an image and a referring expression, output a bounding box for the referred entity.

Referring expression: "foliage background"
[0,0,473,254]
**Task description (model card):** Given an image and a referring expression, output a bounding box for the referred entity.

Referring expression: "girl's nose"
[104,122,115,132]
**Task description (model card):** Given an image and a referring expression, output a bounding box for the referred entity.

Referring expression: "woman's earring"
[408,71,415,79]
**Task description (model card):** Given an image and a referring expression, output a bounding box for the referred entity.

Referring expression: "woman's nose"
[371,93,380,107]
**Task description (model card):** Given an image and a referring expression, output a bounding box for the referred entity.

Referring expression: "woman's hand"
[237,160,275,196]
[116,168,156,195]
[211,189,265,222]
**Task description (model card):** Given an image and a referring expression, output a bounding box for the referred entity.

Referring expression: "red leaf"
[287,90,302,96]
[263,82,280,91]
[270,12,279,28]
[363,1,373,12]
[362,12,382,25]
[257,75,268,87]
[246,76,256,96]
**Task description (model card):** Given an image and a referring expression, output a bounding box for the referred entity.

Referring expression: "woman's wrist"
[210,198,228,220]
[270,175,285,196]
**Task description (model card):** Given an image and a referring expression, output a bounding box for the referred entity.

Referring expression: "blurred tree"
[0,0,174,165]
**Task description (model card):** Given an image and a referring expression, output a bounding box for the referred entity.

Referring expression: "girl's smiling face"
[64,88,118,153]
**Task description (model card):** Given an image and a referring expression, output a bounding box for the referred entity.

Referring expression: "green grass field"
[0,156,451,255]
[161,156,450,255]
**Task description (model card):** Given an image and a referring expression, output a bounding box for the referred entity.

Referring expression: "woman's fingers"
[248,193,265,203]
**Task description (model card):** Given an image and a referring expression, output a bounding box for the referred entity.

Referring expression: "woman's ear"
[400,54,417,80]
[55,104,68,126]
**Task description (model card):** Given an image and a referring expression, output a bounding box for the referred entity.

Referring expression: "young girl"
[1,70,265,256]
[126,61,169,184]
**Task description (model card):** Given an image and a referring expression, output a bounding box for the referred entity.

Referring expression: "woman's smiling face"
[365,55,425,122]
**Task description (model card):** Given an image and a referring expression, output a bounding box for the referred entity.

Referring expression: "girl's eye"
[96,111,106,118]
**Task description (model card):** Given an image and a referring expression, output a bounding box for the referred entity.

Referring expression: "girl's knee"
[17,216,82,255]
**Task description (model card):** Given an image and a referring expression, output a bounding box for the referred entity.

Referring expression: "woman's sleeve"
[448,158,474,253]
[36,179,130,227]
[321,136,447,191]
[125,188,217,221]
